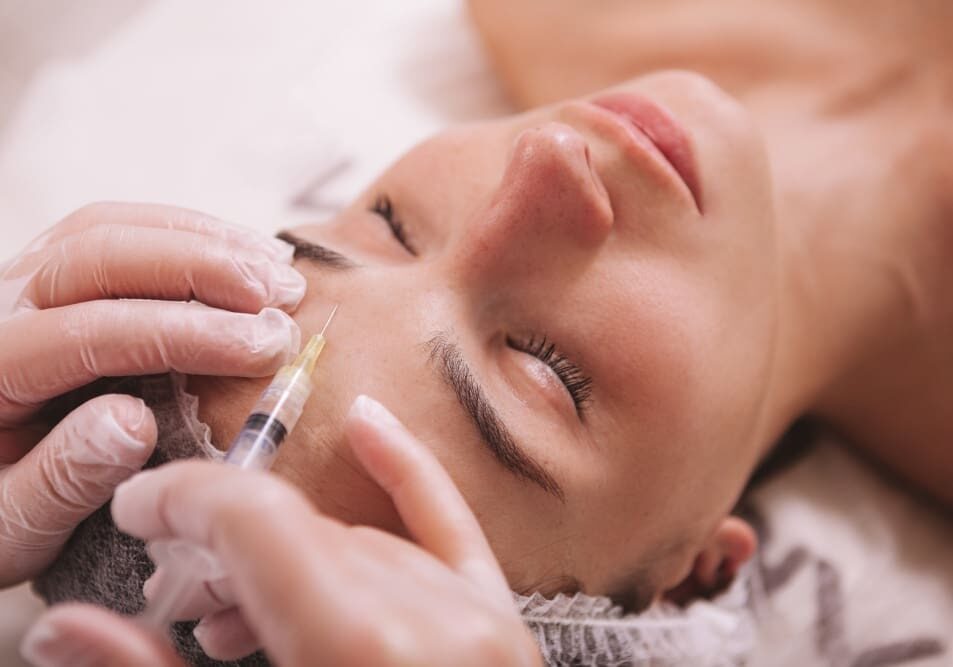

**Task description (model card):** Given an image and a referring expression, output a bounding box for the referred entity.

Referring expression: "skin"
[190,70,776,605]
[192,0,953,607]
[468,0,953,508]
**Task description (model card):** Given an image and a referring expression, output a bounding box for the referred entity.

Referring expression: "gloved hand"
[20,396,543,667]
[0,202,304,587]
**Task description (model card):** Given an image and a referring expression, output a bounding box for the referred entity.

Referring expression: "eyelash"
[508,335,593,414]
[371,195,417,256]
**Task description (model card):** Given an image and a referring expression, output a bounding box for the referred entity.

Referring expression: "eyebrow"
[427,334,566,502]
[275,231,356,269]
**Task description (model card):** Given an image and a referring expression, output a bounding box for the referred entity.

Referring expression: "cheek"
[561,283,713,542]
[595,273,708,452]
[272,432,404,534]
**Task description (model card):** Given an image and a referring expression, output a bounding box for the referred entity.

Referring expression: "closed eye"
[371,195,418,256]
[507,334,593,416]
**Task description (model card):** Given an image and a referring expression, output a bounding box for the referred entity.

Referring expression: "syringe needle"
[319,304,339,336]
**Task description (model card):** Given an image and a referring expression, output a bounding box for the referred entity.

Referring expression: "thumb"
[0,394,156,585]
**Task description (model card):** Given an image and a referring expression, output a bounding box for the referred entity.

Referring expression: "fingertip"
[253,308,302,367]
[142,570,160,600]
[347,394,403,430]
[66,395,157,466]
[220,307,303,377]
[101,396,157,467]
[194,608,259,661]
[20,612,62,667]
[345,394,431,493]
[111,468,162,533]
[344,395,410,491]
[22,604,179,667]
[228,252,306,313]
[268,236,296,264]
[268,264,307,312]
[111,395,158,452]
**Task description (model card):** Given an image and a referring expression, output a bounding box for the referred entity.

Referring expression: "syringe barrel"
[224,364,313,470]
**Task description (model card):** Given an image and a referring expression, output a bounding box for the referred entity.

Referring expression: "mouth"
[587,92,703,213]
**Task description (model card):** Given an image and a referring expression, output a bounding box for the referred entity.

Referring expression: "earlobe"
[662,516,757,605]
[707,516,757,586]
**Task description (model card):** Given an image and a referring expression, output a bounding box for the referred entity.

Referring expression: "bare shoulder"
[465,0,823,106]
[466,0,660,106]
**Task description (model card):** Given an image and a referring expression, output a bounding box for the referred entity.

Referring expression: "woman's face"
[197,71,779,605]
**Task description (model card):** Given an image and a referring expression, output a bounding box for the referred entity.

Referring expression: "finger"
[21,604,183,667]
[45,201,294,263]
[0,302,299,420]
[143,568,234,621]
[193,607,261,661]
[20,225,305,313]
[111,462,343,666]
[111,462,320,547]
[344,395,510,596]
[0,395,156,586]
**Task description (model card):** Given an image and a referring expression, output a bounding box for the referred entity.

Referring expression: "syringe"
[224,304,337,470]
[138,305,338,631]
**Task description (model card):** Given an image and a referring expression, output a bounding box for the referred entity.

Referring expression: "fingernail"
[192,618,210,643]
[264,263,307,310]
[89,401,150,460]
[128,397,149,432]
[240,255,306,310]
[349,395,402,430]
[20,618,59,666]
[20,618,97,667]
[142,572,158,600]
[110,397,153,451]
[253,308,302,364]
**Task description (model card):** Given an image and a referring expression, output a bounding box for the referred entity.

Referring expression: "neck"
[739,47,951,459]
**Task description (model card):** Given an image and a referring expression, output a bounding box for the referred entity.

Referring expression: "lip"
[588,92,702,212]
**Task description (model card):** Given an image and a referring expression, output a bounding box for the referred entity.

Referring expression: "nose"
[453,122,613,286]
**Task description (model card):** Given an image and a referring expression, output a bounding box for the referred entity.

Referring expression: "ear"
[663,516,757,606]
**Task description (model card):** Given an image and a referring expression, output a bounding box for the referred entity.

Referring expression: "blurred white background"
[0,1,153,131]
[0,0,510,257]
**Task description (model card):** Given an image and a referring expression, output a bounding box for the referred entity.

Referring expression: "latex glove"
[20,396,543,667]
[0,202,304,587]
